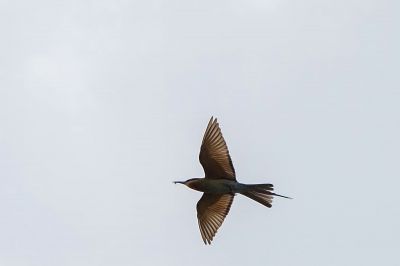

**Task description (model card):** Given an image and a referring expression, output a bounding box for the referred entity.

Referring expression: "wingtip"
[208,116,217,125]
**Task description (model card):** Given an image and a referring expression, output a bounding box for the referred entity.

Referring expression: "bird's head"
[173,178,201,189]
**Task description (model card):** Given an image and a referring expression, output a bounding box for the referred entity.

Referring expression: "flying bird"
[175,117,290,244]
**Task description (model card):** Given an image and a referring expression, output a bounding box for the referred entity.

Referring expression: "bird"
[174,116,290,244]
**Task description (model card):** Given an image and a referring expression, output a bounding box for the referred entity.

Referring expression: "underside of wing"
[199,117,236,180]
[196,193,234,244]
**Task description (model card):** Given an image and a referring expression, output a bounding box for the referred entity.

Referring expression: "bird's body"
[176,178,241,194]
[175,117,290,244]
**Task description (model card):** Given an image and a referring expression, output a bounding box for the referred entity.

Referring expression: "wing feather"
[199,117,236,180]
[196,193,234,244]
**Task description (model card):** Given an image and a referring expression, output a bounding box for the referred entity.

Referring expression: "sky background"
[1,0,399,265]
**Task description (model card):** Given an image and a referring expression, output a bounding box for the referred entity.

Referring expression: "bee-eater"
[175,117,290,244]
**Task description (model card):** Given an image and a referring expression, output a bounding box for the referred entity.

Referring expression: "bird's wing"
[199,117,236,180]
[196,193,234,244]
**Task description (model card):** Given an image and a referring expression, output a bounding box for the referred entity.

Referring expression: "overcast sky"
[1,0,399,265]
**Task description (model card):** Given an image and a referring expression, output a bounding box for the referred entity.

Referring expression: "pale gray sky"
[1,0,399,265]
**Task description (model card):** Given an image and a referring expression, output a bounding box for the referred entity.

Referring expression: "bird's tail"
[239,184,291,208]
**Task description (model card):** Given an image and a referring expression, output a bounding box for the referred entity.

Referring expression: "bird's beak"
[173,181,185,184]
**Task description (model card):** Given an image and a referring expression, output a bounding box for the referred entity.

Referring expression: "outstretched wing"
[196,193,234,244]
[199,117,236,180]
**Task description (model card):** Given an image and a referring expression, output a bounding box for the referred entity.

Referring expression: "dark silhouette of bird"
[175,117,290,244]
